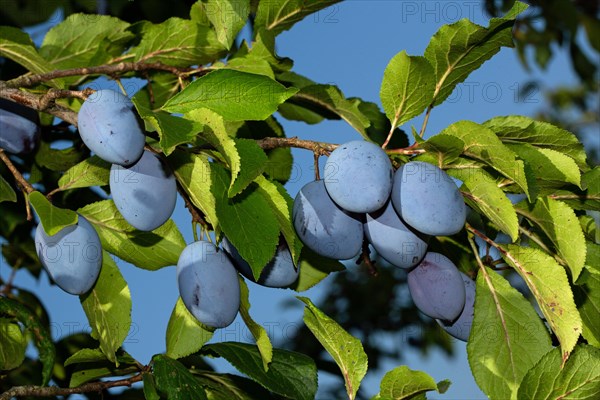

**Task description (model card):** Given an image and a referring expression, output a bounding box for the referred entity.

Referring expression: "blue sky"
[2,1,591,399]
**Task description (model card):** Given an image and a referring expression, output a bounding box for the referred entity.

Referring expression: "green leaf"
[0,174,17,203]
[441,120,530,198]
[548,167,600,211]
[0,318,27,370]
[483,116,588,169]
[380,51,435,129]
[186,109,267,197]
[80,251,131,364]
[166,297,213,360]
[292,247,345,292]
[212,163,280,277]
[239,279,273,371]
[194,372,277,400]
[467,267,552,400]
[162,70,298,120]
[356,100,409,148]
[255,175,302,264]
[143,373,161,400]
[574,266,600,347]
[507,144,581,188]
[171,151,220,230]
[78,200,186,270]
[132,92,203,156]
[0,297,55,385]
[420,134,465,167]
[204,342,317,400]
[129,17,225,67]
[56,156,111,192]
[64,348,138,367]
[0,26,52,76]
[153,354,208,400]
[221,55,275,78]
[448,168,519,240]
[516,198,586,280]
[424,2,527,105]
[518,345,600,399]
[64,348,110,366]
[199,0,250,49]
[40,14,132,70]
[35,141,84,172]
[29,191,78,236]
[69,362,139,388]
[286,84,371,137]
[374,366,445,400]
[500,245,583,362]
[255,0,342,35]
[298,297,368,400]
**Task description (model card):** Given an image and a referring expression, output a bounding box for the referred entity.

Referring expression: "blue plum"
[391,161,466,236]
[177,241,240,328]
[222,237,299,288]
[77,89,145,166]
[324,140,393,213]
[364,201,428,269]
[0,99,40,154]
[293,180,363,260]
[437,272,475,342]
[407,252,466,321]
[110,150,176,231]
[35,215,102,295]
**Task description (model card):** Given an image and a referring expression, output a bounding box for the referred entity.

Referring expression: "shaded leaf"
[153,354,208,400]
[255,0,342,35]
[204,342,317,400]
[79,200,186,270]
[57,156,111,192]
[0,174,17,203]
[374,366,445,400]
[0,318,27,370]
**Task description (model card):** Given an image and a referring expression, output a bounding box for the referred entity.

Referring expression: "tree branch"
[6,62,207,89]
[256,136,337,155]
[0,373,144,400]
[0,149,35,194]
[0,83,78,125]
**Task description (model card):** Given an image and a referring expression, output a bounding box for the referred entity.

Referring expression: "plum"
[407,252,466,321]
[324,140,393,213]
[222,237,299,288]
[77,89,145,166]
[35,215,102,295]
[391,161,466,236]
[110,150,176,231]
[177,241,240,328]
[364,201,428,269]
[0,98,40,154]
[437,272,476,342]
[293,180,363,260]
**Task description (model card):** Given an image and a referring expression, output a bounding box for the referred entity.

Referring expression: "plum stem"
[418,104,434,138]
[0,149,35,195]
[313,152,321,180]
[357,240,378,277]
[0,372,145,400]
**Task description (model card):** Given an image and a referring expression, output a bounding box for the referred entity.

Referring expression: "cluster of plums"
[33,90,177,296]
[292,141,474,341]
[7,93,474,337]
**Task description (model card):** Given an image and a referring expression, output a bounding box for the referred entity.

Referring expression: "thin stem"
[385,148,426,156]
[418,104,434,138]
[313,153,321,180]
[0,373,144,400]
[0,150,35,194]
[358,240,377,276]
[0,263,20,295]
[0,83,78,125]
[6,62,207,89]
[381,116,399,149]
